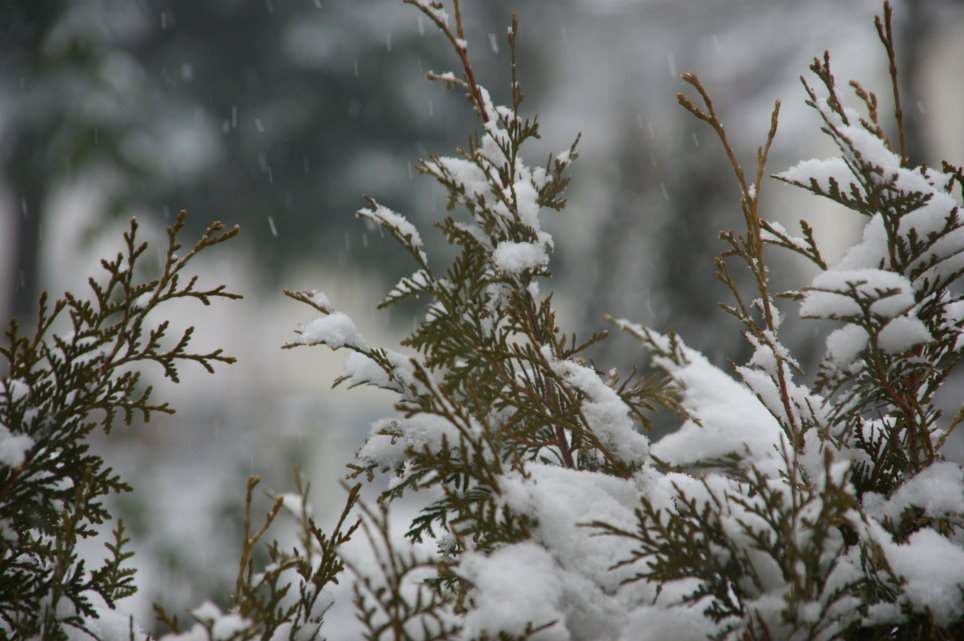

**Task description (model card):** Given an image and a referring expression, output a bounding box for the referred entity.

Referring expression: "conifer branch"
[234,475,284,606]
[875,1,908,167]
[279,3,964,639]
[679,73,801,447]
[0,211,239,638]
[405,0,489,123]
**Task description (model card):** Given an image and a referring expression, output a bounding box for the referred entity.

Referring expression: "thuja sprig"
[644,32,875,641]
[287,0,671,495]
[771,1,963,493]
[155,477,361,641]
[285,5,675,635]
[346,499,460,641]
[277,1,962,639]
[602,3,963,639]
[405,0,490,124]
[594,449,864,640]
[0,210,239,639]
[238,478,361,641]
[234,475,285,606]
[875,1,907,167]
[676,73,803,445]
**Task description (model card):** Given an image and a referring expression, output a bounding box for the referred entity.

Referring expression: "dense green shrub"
[279,2,964,639]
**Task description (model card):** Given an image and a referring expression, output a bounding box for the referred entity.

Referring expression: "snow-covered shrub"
[0,212,240,640]
[285,2,964,640]
[3,1,961,640]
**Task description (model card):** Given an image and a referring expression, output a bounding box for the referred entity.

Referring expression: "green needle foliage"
[285,0,676,555]
[593,5,964,639]
[0,211,240,640]
[283,2,963,640]
[154,476,361,641]
[285,0,677,566]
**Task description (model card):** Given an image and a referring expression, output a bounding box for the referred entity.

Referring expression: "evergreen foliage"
[0,212,240,639]
[1,1,962,640]
[282,2,963,639]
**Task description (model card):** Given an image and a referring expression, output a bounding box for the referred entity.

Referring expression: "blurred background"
[2,0,962,634]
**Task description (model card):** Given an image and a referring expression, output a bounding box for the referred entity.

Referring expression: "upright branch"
[286,0,664,585]
[405,0,489,122]
[234,476,283,606]
[677,73,798,445]
[875,1,908,167]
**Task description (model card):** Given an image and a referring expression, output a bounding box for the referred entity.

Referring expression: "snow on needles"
[781,91,962,369]
[465,464,680,640]
[291,311,366,350]
[877,315,932,353]
[0,425,33,468]
[778,156,859,197]
[339,349,416,393]
[637,329,785,466]
[1,378,33,467]
[356,415,462,473]
[422,81,566,282]
[411,0,449,26]
[157,602,251,641]
[493,240,549,274]
[1,377,34,465]
[869,524,964,627]
[542,346,650,466]
[863,462,964,526]
[278,30,964,641]
[800,269,915,320]
[357,203,428,266]
[460,543,569,641]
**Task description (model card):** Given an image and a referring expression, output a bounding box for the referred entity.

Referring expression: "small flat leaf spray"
[0,211,240,640]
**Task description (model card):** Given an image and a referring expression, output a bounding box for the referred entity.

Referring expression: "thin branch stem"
[875,1,908,167]
[452,0,489,123]
[405,0,489,122]
[234,476,283,605]
[678,73,749,195]
[679,73,800,448]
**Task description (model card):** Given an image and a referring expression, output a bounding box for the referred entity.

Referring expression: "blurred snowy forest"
[2,0,962,633]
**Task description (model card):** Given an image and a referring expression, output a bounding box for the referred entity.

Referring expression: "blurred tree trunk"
[1,2,63,323]
[898,0,930,167]
[8,148,44,323]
